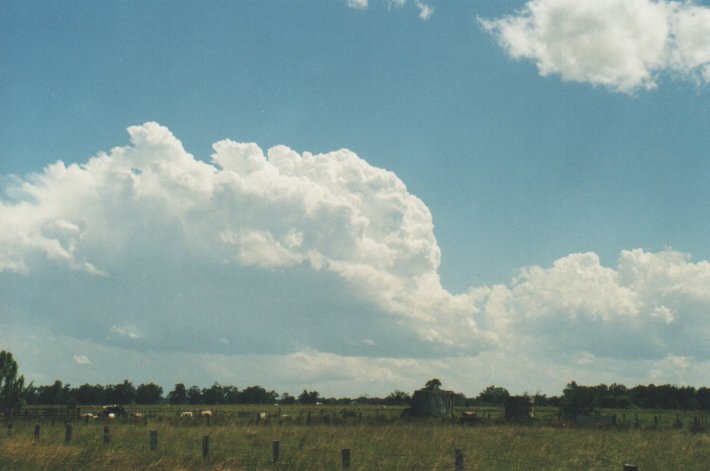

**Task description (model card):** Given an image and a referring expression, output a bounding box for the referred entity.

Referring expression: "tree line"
[2,350,710,412]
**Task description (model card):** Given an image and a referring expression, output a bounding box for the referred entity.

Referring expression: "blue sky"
[2,0,710,397]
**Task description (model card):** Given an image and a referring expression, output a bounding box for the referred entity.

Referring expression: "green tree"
[384,390,411,405]
[202,382,225,404]
[280,392,296,404]
[135,383,163,404]
[240,385,277,404]
[560,381,598,419]
[75,384,107,405]
[0,351,25,414]
[187,385,202,405]
[298,389,320,404]
[425,378,442,390]
[168,383,187,404]
[107,380,136,405]
[37,380,70,405]
[477,385,510,404]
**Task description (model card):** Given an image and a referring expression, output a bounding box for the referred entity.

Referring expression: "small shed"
[405,388,454,418]
[504,396,534,420]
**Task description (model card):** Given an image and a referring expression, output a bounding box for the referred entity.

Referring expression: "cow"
[179,411,193,418]
[102,405,128,418]
[199,410,213,418]
[81,412,99,421]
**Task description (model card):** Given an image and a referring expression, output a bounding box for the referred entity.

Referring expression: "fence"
[2,424,647,470]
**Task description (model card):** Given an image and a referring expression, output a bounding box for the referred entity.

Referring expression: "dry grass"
[1,411,709,470]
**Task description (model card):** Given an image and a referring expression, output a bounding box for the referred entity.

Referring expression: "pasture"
[1,405,708,470]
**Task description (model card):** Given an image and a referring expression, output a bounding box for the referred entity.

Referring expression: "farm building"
[504,396,534,420]
[402,388,455,418]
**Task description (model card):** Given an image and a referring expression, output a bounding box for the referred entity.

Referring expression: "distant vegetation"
[3,350,710,413]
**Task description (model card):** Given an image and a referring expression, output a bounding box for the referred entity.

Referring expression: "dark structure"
[402,388,454,418]
[504,396,534,420]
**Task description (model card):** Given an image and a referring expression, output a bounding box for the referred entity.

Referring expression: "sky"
[1,0,710,398]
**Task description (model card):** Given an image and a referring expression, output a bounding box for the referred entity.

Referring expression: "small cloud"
[362,338,376,346]
[73,354,92,365]
[218,337,230,345]
[416,2,433,21]
[346,0,368,9]
[574,352,595,366]
[110,325,143,340]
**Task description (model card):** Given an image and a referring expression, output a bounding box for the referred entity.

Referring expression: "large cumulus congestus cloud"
[2,123,710,390]
[481,0,710,93]
[0,122,485,356]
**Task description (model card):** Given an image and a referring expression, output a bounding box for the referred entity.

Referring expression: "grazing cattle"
[130,412,143,418]
[102,405,128,418]
[180,411,193,417]
[81,412,99,421]
[199,410,213,418]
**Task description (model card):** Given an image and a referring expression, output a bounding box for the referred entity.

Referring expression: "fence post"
[103,425,110,445]
[65,423,73,444]
[202,435,210,458]
[272,440,280,462]
[6,423,12,437]
[34,423,40,443]
[455,449,464,471]
[149,430,158,450]
[341,448,351,469]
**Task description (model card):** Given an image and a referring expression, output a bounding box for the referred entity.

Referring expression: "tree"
[107,380,136,405]
[135,383,163,405]
[477,385,510,405]
[280,392,296,405]
[202,382,225,405]
[0,350,25,414]
[384,390,411,405]
[75,384,107,405]
[240,385,278,404]
[187,385,202,405]
[37,380,71,405]
[560,381,597,419]
[425,378,442,390]
[168,383,187,404]
[298,390,320,404]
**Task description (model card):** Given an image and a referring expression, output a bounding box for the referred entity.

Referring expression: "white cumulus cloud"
[0,122,484,354]
[481,0,710,93]
[3,124,710,394]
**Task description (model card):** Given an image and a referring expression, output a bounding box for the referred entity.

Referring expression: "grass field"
[1,405,708,470]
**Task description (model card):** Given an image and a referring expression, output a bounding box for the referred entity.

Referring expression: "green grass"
[2,406,709,470]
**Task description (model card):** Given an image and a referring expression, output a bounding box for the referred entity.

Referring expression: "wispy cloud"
[73,354,92,365]
[110,325,144,340]
[345,0,435,21]
[345,0,368,9]
[481,0,710,93]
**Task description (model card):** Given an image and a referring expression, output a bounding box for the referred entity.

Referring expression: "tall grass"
[1,408,708,470]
